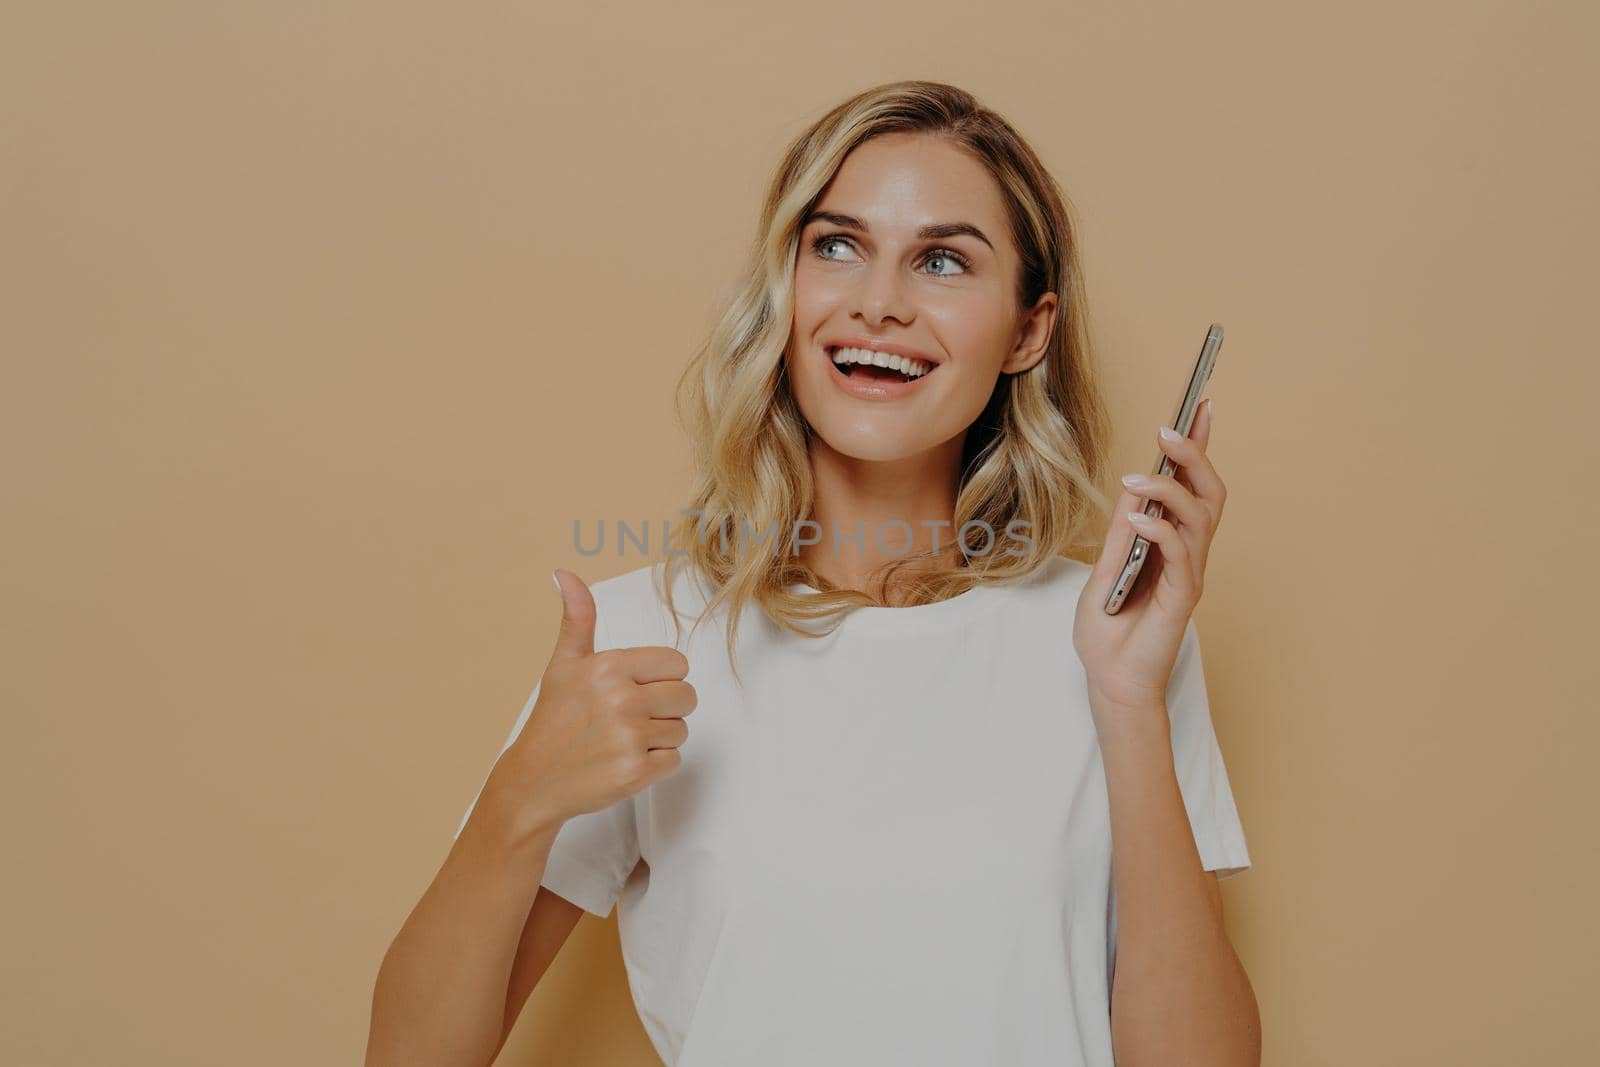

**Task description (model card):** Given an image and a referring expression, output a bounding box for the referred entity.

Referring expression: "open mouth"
[826,345,939,384]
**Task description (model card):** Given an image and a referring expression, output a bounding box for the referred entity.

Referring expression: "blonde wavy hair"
[655,79,1116,678]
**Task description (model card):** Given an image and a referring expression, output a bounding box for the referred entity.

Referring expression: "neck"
[799,434,968,599]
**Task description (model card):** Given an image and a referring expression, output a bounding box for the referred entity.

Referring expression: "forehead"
[812,133,1008,240]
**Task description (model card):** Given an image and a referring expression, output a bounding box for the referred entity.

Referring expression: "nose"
[852,255,916,327]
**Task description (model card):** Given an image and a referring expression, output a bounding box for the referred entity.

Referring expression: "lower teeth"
[843,363,914,382]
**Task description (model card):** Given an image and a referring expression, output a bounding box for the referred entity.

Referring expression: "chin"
[787,366,965,463]
[818,434,926,463]
[805,414,947,464]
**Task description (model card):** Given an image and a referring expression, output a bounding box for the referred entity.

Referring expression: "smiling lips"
[822,342,939,400]
[829,345,934,379]
[825,337,934,391]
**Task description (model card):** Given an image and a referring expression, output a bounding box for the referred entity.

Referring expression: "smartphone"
[1103,323,1225,614]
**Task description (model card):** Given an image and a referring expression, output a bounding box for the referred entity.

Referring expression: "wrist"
[475,768,569,851]
[1088,695,1170,748]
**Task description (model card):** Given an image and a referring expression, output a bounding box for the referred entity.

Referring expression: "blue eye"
[809,234,973,276]
[814,235,856,262]
[921,250,971,276]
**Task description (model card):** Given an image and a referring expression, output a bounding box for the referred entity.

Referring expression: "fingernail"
[1159,425,1181,442]
[1206,397,1215,419]
[1121,473,1150,489]
[551,569,562,594]
[1127,511,1153,525]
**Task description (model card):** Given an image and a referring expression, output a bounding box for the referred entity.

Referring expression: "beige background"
[4,1,1595,1064]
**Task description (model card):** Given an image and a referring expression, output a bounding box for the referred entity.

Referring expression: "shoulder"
[586,560,662,610]
[1007,555,1201,644]
[587,560,711,649]
[1004,553,1094,603]
[1039,553,1094,586]
[953,554,1093,638]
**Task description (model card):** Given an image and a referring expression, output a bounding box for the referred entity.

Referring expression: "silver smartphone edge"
[1103,323,1225,614]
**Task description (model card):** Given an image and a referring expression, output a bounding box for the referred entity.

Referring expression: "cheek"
[784,330,827,407]
[787,284,822,370]
[792,267,843,322]
[925,294,1013,368]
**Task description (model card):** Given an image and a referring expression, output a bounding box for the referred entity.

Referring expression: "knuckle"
[591,650,622,682]
[598,687,631,716]
[542,659,576,689]
[630,719,659,749]
[618,751,649,785]
[624,742,649,777]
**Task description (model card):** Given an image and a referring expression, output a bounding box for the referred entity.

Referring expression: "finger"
[1171,402,1204,494]
[640,746,683,781]
[1088,486,1150,590]
[1157,421,1224,513]
[1193,396,1214,453]
[1124,511,1199,600]
[641,678,698,719]
[549,567,596,660]
[607,645,692,685]
[642,716,690,750]
[1118,472,1211,542]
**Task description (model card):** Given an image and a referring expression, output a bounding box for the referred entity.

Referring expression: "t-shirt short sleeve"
[1165,618,1252,880]
[452,603,643,919]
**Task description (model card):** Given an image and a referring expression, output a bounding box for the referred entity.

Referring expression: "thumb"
[549,567,597,660]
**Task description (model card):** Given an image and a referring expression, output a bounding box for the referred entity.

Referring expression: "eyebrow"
[802,210,995,252]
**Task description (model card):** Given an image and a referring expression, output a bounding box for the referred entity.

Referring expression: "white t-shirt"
[456,554,1251,1066]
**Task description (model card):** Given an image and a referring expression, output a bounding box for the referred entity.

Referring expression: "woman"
[368,80,1259,1066]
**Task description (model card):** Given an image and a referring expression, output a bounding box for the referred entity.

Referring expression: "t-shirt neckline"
[784,574,1010,634]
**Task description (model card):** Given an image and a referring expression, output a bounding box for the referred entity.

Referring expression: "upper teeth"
[829,346,933,378]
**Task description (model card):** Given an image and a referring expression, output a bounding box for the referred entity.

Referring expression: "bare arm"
[494,887,585,1053]
[366,568,692,1065]
[365,775,583,1067]
[1100,708,1262,1067]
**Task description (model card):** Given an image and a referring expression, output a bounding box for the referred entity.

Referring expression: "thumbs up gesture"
[493,568,697,834]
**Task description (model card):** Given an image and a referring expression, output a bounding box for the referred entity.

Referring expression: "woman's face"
[785,131,1057,464]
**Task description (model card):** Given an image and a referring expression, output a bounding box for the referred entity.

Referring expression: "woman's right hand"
[484,567,696,839]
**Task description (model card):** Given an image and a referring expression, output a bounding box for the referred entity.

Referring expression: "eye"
[809,234,974,276]
[921,248,972,276]
[812,234,860,263]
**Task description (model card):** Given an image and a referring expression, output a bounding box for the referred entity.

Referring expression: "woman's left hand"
[1074,398,1225,727]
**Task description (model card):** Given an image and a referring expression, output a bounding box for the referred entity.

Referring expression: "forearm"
[1096,706,1261,1067]
[366,776,562,1067]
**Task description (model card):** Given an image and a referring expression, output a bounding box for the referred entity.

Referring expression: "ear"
[1000,290,1058,375]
